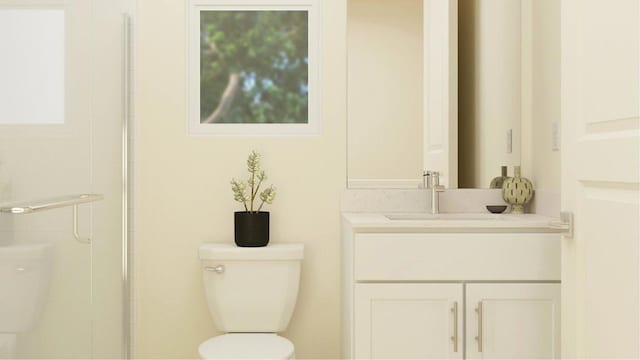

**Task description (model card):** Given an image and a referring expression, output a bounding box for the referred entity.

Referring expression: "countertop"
[342,212,567,233]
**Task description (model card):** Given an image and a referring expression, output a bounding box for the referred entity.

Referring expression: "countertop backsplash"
[526,190,561,217]
[341,188,560,216]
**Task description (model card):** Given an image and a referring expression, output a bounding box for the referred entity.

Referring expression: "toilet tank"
[0,243,53,333]
[199,243,303,333]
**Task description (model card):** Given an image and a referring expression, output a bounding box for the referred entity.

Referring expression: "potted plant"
[230,150,277,247]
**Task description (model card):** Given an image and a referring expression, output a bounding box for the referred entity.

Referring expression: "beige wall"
[347,0,423,183]
[133,0,346,358]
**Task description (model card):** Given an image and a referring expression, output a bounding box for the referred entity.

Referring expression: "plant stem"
[251,178,263,207]
[250,169,256,212]
[257,199,265,212]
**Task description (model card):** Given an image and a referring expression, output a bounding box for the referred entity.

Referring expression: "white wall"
[133,0,346,358]
[347,0,423,183]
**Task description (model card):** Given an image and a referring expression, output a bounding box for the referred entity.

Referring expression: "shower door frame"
[122,12,132,360]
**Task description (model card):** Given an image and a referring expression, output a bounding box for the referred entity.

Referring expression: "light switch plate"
[552,122,560,151]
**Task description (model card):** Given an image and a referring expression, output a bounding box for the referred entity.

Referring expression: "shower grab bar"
[0,194,103,244]
[0,194,103,214]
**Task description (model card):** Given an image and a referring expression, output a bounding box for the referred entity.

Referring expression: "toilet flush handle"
[205,265,225,274]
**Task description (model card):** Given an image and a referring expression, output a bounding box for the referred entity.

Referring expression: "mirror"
[347,0,560,189]
[347,0,425,188]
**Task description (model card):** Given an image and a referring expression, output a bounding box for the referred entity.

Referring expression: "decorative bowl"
[486,205,508,214]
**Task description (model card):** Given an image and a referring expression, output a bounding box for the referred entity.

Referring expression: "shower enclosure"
[0,0,133,358]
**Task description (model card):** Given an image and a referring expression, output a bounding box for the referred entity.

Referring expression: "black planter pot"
[234,211,269,247]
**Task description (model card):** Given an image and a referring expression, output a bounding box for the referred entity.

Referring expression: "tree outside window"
[200,11,309,124]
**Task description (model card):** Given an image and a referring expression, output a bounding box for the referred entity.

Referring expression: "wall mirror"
[347,0,560,189]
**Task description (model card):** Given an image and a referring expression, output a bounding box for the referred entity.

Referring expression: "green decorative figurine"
[502,166,533,214]
[490,166,509,189]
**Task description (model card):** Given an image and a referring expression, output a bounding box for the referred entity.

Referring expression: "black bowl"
[486,205,508,214]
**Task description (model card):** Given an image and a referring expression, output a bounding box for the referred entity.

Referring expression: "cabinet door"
[355,283,463,359]
[466,284,561,359]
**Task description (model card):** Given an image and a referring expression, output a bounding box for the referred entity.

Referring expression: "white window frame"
[186,0,321,136]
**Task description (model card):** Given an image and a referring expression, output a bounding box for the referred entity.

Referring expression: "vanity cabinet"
[354,283,559,359]
[465,284,560,359]
[342,224,562,359]
[355,284,463,359]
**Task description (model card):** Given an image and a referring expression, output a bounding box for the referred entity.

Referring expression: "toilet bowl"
[198,243,303,359]
[0,243,53,358]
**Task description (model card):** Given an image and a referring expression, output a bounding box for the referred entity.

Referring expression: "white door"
[561,0,640,358]
[354,283,463,359]
[465,284,561,359]
[424,0,458,188]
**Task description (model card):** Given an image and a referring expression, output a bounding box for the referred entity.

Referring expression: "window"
[0,9,65,125]
[187,0,321,135]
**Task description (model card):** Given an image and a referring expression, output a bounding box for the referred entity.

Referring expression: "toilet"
[0,243,53,358]
[198,243,304,359]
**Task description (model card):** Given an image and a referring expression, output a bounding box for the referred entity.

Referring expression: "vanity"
[342,212,564,359]
[343,0,566,357]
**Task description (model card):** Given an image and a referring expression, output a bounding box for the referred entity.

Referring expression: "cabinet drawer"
[354,233,560,281]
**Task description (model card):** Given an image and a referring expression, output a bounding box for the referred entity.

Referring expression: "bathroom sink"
[385,213,503,221]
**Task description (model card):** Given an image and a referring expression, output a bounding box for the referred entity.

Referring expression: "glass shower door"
[0,0,131,358]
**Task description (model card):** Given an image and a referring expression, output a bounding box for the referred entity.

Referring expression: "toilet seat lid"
[199,334,294,359]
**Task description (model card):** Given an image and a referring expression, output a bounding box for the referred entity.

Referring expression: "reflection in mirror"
[458,0,521,188]
[347,0,560,190]
[347,0,424,188]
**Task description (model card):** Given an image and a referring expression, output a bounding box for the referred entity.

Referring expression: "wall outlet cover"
[552,122,560,151]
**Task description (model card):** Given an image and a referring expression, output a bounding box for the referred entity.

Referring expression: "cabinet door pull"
[475,301,483,352]
[450,301,458,352]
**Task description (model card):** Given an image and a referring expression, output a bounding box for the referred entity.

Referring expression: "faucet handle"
[423,170,442,188]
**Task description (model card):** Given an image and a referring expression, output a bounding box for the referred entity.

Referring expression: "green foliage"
[231,151,277,213]
[200,11,309,124]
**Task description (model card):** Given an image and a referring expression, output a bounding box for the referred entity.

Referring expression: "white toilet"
[198,243,304,360]
[0,243,53,357]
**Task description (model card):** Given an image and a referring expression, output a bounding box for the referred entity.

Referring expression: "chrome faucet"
[423,171,445,214]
